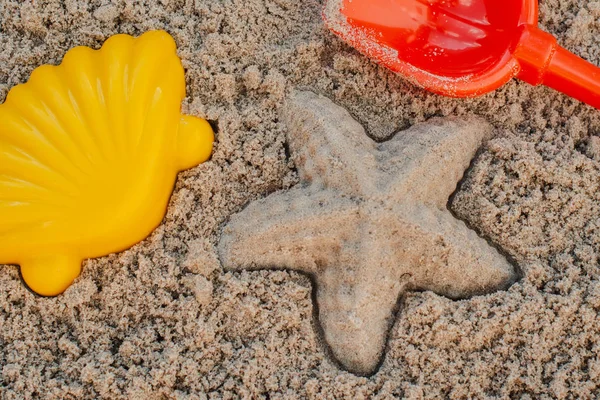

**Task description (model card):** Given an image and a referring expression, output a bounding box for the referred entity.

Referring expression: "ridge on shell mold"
[0,30,214,296]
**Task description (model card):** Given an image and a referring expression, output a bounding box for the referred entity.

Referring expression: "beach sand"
[2,0,600,398]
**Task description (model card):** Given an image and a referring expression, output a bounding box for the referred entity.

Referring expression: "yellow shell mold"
[0,30,214,296]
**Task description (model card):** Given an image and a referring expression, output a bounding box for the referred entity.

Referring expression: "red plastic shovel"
[323,0,600,108]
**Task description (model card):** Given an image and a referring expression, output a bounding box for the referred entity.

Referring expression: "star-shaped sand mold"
[218,91,516,376]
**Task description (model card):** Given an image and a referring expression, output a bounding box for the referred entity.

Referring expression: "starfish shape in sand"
[218,91,516,376]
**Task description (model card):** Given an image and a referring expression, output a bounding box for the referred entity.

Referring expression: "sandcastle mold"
[0,30,214,296]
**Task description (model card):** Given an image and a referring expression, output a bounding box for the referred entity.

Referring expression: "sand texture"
[220,90,515,377]
[2,0,600,398]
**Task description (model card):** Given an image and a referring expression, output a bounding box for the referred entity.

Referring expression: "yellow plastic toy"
[0,30,214,296]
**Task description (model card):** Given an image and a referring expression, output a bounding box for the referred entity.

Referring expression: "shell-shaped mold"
[0,30,214,296]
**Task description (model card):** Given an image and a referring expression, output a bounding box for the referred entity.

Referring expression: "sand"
[1,0,600,398]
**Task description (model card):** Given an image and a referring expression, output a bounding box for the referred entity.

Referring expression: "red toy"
[323,0,600,109]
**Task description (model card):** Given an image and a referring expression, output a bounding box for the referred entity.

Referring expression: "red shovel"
[323,0,600,109]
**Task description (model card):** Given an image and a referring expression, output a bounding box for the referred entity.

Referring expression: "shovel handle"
[515,25,600,110]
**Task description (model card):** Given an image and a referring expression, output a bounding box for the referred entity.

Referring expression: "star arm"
[218,186,361,275]
[402,206,516,299]
[315,262,407,376]
[379,117,492,208]
[282,91,379,196]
